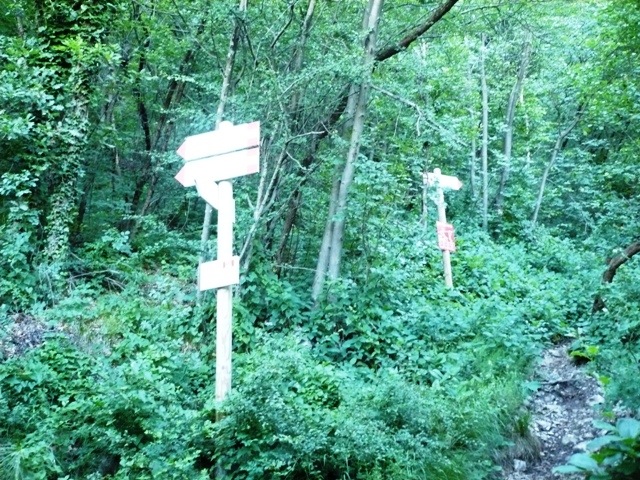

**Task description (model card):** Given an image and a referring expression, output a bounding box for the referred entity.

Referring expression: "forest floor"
[503,343,604,480]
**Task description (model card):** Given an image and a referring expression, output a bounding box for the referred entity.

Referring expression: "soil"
[503,343,605,480]
[0,313,69,360]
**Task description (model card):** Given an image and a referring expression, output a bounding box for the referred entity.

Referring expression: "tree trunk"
[470,135,477,199]
[128,21,202,240]
[531,107,584,229]
[311,83,360,301]
[480,33,489,231]
[275,0,462,274]
[323,0,384,290]
[275,189,302,268]
[289,0,317,126]
[312,169,342,301]
[237,0,318,284]
[495,34,531,213]
[593,241,640,313]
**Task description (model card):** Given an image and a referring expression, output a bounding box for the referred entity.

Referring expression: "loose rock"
[503,343,604,480]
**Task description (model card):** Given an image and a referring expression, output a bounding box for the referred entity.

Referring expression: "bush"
[208,335,523,480]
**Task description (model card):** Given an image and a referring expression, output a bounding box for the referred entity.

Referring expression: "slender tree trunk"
[289,0,317,125]
[593,241,640,313]
[324,0,384,288]
[238,143,288,288]
[480,33,489,231]
[312,170,342,300]
[421,145,431,227]
[129,20,202,240]
[311,83,359,279]
[470,135,477,199]
[465,40,478,200]
[495,34,531,213]
[134,79,188,224]
[237,0,317,283]
[275,189,302,267]
[531,108,584,229]
[311,84,361,300]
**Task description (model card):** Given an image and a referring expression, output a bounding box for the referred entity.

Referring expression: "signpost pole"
[174,119,260,423]
[215,181,234,410]
[433,168,454,288]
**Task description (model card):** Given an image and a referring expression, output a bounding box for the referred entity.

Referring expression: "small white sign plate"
[198,256,240,291]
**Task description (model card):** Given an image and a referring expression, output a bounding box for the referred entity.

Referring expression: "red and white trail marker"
[198,256,240,291]
[424,168,462,288]
[436,221,456,252]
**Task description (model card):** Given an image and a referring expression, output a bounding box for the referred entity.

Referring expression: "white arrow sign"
[194,178,219,210]
[176,121,260,162]
[198,256,240,291]
[174,146,260,187]
[423,172,463,190]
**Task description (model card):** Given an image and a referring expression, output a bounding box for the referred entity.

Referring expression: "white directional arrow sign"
[194,177,219,210]
[176,121,260,161]
[175,147,259,187]
[175,121,261,407]
[423,172,463,190]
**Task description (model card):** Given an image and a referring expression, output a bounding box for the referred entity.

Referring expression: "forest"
[1,0,639,478]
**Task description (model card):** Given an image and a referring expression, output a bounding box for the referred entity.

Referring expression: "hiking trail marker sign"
[175,120,260,403]
[436,221,456,252]
[423,168,462,288]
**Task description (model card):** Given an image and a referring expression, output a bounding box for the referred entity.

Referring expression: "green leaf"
[568,453,599,470]
[616,418,640,439]
[587,435,622,451]
[552,465,584,473]
[593,420,617,432]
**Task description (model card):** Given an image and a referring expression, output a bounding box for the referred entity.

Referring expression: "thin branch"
[372,84,468,147]
[375,0,460,62]
[271,3,295,49]
[371,84,423,136]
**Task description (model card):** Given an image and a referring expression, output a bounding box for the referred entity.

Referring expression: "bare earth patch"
[0,313,68,360]
[503,343,604,479]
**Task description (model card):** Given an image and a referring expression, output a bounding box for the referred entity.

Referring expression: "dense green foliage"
[555,418,640,479]
[1,0,639,478]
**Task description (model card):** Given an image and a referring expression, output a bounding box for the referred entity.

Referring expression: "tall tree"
[312,0,383,300]
[480,33,489,231]
[312,0,461,300]
[494,33,531,214]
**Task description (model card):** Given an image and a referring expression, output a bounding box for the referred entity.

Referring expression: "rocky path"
[504,344,605,479]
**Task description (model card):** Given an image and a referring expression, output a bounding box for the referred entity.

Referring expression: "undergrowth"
[0,229,603,478]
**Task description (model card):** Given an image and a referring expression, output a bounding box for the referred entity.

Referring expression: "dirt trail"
[503,343,604,479]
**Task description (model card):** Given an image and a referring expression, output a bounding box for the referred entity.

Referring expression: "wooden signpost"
[175,120,260,404]
[423,168,462,288]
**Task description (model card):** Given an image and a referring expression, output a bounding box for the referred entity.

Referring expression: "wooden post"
[174,120,260,480]
[216,180,234,405]
[433,168,453,288]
